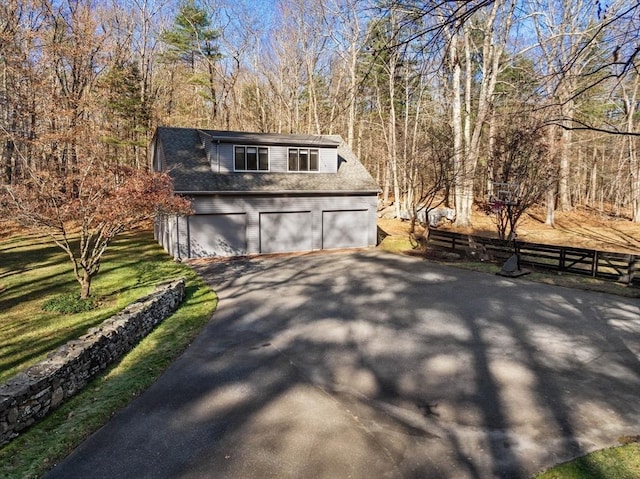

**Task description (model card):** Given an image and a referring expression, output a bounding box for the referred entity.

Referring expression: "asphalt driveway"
[45,250,640,479]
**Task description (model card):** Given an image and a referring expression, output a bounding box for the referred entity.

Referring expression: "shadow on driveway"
[45,250,640,479]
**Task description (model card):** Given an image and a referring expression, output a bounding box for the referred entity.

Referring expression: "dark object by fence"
[427,228,640,286]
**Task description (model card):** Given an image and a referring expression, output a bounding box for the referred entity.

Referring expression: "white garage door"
[188,213,247,257]
[260,211,312,253]
[322,210,369,249]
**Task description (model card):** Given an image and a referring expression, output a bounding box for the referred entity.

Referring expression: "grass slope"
[0,230,217,478]
[534,442,640,479]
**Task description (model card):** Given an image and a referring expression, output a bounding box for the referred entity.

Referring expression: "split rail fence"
[427,228,640,286]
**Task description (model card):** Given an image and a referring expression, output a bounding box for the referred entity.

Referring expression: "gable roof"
[155,127,380,195]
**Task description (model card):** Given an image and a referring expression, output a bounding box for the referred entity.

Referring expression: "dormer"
[198,130,341,174]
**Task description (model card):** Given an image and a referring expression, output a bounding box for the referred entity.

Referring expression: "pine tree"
[160,0,222,122]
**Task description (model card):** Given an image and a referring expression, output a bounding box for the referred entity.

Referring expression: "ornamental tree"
[1,159,192,299]
[482,115,555,241]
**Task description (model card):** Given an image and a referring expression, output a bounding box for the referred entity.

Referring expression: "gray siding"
[322,210,369,249]
[320,149,336,172]
[151,137,166,172]
[218,143,234,173]
[159,194,377,258]
[198,130,212,167]
[153,128,379,259]
[155,215,179,258]
[260,211,313,253]
[176,216,190,259]
[188,213,247,257]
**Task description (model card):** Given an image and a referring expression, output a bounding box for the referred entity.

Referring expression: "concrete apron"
[46,250,640,479]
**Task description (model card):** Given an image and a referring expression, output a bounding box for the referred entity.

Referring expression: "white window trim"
[288,147,320,172]
[234,145,270,172]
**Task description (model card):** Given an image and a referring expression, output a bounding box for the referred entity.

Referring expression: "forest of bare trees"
[1,0,639,227]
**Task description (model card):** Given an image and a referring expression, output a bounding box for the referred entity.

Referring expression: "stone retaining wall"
[0,278,186,446]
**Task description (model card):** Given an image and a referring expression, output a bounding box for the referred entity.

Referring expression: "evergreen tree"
[99,61,151,167]
[161,0,220,69]
[160,0,222,122]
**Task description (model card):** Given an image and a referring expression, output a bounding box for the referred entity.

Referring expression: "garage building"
[151,127,379,258]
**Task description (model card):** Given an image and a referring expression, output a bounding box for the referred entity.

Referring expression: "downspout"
[175,216,181,261]
[186,216,191,259]
[216,140,220,173]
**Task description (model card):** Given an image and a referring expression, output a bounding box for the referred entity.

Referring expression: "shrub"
[42,294,96,314]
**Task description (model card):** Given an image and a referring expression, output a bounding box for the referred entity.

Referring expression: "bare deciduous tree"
[483,116,555,240]
[2,155,191,299]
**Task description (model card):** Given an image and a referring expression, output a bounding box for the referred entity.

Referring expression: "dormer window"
[235,146,269,171]
[288,148,319,172]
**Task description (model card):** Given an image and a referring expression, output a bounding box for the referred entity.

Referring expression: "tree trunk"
[450,30,465,226]
[385,14,401,219]
[487,104,497,196]
[382,159,391,205]
[545,185,556,226]
[456,24,474,228]
[558,119,572,210]
[347,47,357,148]
[545,126,557,225]
[208,62,218,124]
[2,139,14,185]
[80,273,92,299]
[624,73,640,221]
[451,1,511,228]
[589,157,597,207]
[632,166,640,222]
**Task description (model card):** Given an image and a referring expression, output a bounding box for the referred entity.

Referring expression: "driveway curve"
[45,250,640,479]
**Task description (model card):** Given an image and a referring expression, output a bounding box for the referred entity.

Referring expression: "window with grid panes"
[288,148,319,171]
[234,146,269,171]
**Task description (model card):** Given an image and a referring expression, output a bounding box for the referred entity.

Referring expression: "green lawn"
[534,442,640,479]
[0,230,217,478]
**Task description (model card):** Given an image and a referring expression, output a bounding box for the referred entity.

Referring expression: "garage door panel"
[189,213,247,257]
[260,212,312,253]
[322,210,368,249]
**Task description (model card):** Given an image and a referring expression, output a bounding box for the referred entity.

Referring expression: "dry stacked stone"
[0,278,186,445]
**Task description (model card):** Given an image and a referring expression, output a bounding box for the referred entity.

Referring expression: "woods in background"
[1,0,639,227]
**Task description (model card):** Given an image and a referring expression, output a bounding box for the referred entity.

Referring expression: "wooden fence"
[427,228,640,286]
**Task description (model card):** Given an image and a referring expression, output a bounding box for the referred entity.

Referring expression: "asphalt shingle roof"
[155,127,380,194]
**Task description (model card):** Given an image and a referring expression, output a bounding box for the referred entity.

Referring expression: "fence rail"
[427,228,640,286]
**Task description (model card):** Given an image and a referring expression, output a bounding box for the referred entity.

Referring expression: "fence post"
[628,254,637,285]
[592,250,598,277]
